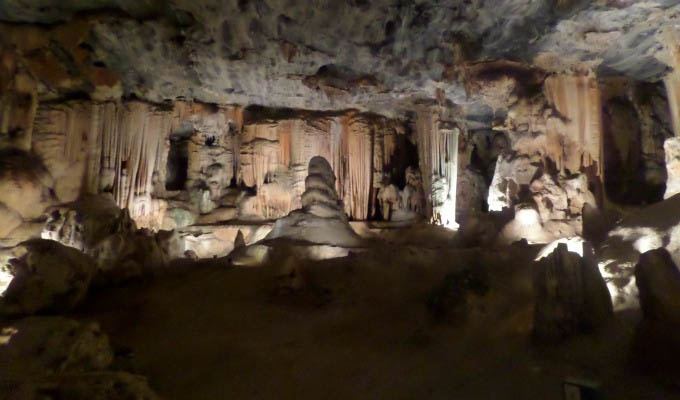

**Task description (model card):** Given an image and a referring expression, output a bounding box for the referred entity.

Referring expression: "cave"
[2,1,680,399]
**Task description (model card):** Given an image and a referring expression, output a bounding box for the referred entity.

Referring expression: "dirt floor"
[66,240,680,400]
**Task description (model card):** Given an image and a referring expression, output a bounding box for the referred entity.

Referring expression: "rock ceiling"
[1,0,679,117]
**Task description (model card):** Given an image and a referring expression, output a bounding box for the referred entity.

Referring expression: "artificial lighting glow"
[597,259,639,311]
[0,265,12,297]
[633,236,662,253]
[516,207,541,226]
[534,236,585,260]
[0,326,18,346]
[435,199,459,230]
[609,227,663,254]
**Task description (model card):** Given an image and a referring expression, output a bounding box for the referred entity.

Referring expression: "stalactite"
[415,106,459,227]
[416,108,437,217]
[32,101,91,203]
[32,99,413,225]
[544,74,603,178]
[240,121,293,219]
[342,115,373,220]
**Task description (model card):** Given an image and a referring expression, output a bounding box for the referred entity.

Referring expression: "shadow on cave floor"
[71,244,673,400]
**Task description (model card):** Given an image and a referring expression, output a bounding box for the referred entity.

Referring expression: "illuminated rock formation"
[416,107,459,228]
[41,195,183,284]
[265,156,361,247]
[543,74,603,179]
[664,137,680,199]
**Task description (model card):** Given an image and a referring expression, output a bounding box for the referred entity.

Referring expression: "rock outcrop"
[598,193,680,310]
[0,239,93,316]
[42,194,183,284]
[0,316,160,399]
[533,242,613,344]
[0,317,113,378]
[635,248,680,325]
[632,248,680,372]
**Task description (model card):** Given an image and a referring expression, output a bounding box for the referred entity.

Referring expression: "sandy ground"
[63,240,679,400]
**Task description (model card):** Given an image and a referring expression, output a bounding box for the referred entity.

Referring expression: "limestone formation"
[664,137,680,199]
[487,153,539,212]
[633,248,680,371]
[42,195,183,284]
[265,156,361,248]
[533,242,613,343]
[456,167,487,223]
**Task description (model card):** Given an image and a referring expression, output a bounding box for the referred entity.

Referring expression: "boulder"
[635,248,680,325]
[1,239,94,315]
[0,317,113,379]
[0,317,159,400]
[632,248,680,371]
[533,242,613,343]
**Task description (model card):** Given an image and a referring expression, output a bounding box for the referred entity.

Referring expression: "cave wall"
[2,95,428,230]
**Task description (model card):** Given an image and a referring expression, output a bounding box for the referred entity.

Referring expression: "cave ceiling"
[1,0,679,119]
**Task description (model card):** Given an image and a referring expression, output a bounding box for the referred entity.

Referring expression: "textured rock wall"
[601,79,673,203]
[544,74,603,179]
[240,112,413,221]
[22,99,420,227]
[31,100,173,228]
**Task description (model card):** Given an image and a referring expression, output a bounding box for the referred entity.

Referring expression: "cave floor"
[73,244,676,400]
